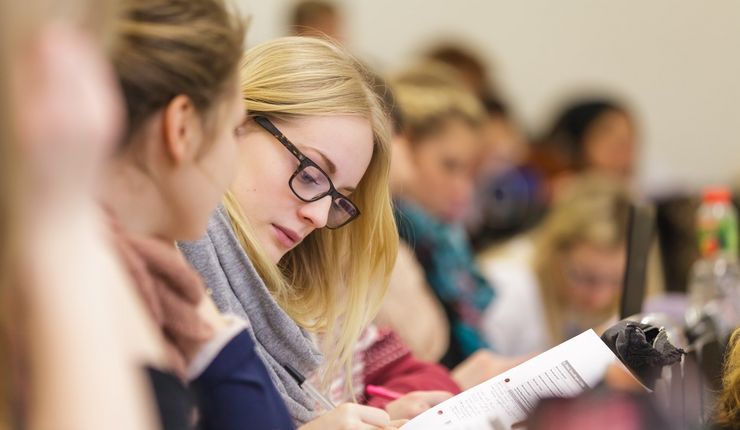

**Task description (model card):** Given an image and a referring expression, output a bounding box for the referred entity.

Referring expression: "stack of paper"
[402,330,625,430]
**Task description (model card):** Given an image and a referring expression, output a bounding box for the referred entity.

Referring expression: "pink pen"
[366,384,403,401]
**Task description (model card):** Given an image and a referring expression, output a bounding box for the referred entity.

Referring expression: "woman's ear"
[162,95,200,164]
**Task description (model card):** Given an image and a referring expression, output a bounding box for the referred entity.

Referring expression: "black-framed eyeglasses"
[253,116,360,229]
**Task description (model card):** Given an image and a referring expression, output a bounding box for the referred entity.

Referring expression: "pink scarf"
[109,217,212,378]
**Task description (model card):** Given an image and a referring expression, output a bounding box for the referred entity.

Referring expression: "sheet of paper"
[402,329,621,430]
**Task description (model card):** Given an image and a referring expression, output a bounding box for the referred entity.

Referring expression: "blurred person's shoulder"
[478,234,535,269]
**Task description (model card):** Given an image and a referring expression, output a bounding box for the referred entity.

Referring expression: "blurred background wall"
[236,0,740,195]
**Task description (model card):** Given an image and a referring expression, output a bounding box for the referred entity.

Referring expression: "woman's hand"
[177,293,228,364]
[299,403,397,430]
[384,390,452,420]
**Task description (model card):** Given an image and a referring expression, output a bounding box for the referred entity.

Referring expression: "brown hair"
[425,44,493,97]
[112,0,245,144]
[290,0,338,30]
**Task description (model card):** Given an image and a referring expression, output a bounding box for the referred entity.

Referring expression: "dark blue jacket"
[191,330,295,430]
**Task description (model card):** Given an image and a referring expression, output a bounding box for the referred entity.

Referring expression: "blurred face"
[561,242,625,314]
[232,115,373,263]
[166,80,246,240]
[477,115,526,180]
[407,118,481,223]
[12,25,124,198]
[583,110,636,179]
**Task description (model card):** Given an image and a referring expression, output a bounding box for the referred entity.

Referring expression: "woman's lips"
[272,224,300,248]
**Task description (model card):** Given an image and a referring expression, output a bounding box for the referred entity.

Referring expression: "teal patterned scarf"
[394,199,495,367]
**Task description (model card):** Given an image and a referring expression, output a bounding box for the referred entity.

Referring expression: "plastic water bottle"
[686,187,740,341]
[682,187,739,426]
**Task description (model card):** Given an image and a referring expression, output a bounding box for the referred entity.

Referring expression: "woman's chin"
[268,246,285,265]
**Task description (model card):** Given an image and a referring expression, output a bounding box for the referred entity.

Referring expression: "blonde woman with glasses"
[180,37,458,429]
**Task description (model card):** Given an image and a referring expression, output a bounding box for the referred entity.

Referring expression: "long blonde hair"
[533,174,631,344]
[225,37,398,387]
[717,328,740,427]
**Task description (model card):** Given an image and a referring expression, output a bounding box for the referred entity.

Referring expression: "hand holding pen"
[378,390,453,421]
[297,404,406,430]
[366,385,404,401]
[284,364,336,411]
[286,364,404,429]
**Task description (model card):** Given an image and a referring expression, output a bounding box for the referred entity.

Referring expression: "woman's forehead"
[281,115,373,188]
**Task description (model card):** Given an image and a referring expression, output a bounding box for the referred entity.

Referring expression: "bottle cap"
[703,186,732,204]
[701,237,719,257]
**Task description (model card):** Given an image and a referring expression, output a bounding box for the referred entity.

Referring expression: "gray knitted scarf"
[178,205,322,425]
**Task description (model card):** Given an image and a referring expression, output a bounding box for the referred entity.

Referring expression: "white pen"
[283,364,336,411]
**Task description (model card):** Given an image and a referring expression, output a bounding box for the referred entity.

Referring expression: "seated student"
[480,174,631,356]
[527,97,639,203]
[388,61,496,369]
[373,71,525,390]
[180,37,460,429]
[104,0,294,428]
[370,73,451,364]
[2,0,164,428]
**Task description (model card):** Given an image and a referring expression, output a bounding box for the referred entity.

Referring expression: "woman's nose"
[297,195,332,229]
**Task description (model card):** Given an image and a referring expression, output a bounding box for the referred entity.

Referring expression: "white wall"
[237,0,740,194]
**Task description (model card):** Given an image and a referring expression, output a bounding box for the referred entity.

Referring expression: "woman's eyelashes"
[297,169,321,186]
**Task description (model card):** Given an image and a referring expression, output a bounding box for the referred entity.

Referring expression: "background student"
[388,61,492,368]
[479,174,632,355]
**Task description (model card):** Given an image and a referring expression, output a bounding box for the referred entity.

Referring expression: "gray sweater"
[178,205,322,425]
